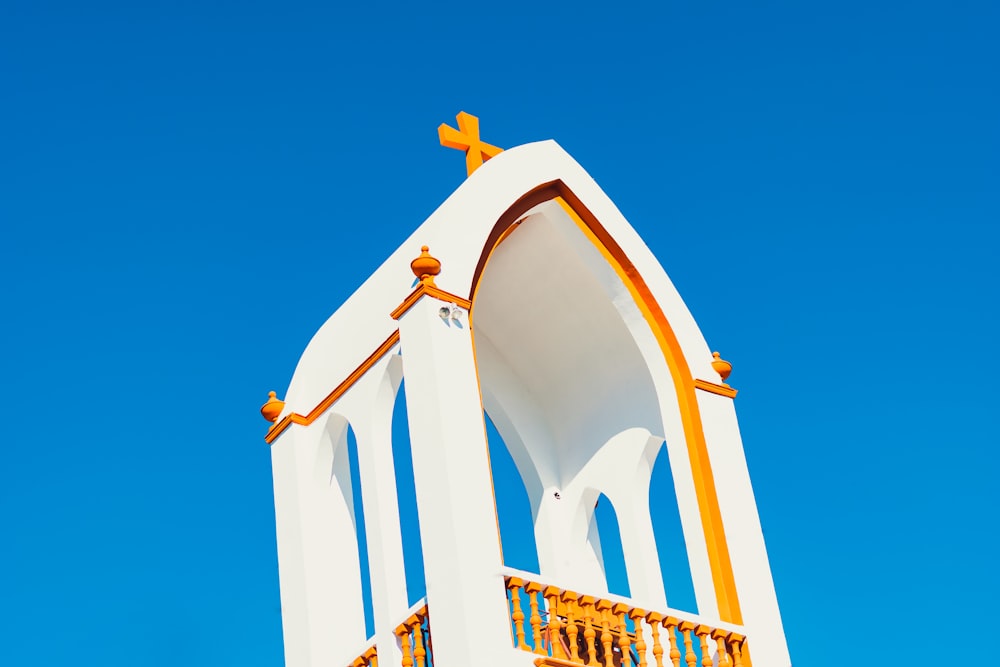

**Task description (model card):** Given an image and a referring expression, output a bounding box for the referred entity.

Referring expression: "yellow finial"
[410,245,442,285]
[711,352,733,385]
[260,391,285,423]
[438,111,503,176]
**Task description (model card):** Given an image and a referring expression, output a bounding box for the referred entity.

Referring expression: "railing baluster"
[561,590,581,663]
[596,599,614,667]
[507,578,527,650]
[711,629,730,667]
[612,603,632,667]
[413,616,427,667]
[695,625,712,667]
[525,581,546,655]
[396,625,414,667]
[645,612,665,667]
[728,633,746,667]
[544,585,567,659]
[663,617,681,667]
[581,595,599,666]
[678,621,696,667]
[629,607,648,667]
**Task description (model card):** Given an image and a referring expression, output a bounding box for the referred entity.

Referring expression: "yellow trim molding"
[469,182,744,625]
[264,331,401,444]
[390,282,472,321]
[694,379,738,399]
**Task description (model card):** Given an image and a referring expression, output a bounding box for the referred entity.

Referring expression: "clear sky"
[2,1,997,665]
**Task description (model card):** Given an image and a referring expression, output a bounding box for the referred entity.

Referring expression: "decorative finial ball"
[711,352,733,383]
[410,245,442,283]
[260,391,285,423]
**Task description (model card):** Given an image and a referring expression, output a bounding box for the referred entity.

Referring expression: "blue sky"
[2,1,997,665]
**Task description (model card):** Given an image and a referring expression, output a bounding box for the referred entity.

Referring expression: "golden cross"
[438,111,503,176]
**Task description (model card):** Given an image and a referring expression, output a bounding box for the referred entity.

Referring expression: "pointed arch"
[391,377,426,604]
[591,493,629,598]
[649,444,699,613]
[468,182,742,624]
[484,410,540,573]
[345,424,375,639]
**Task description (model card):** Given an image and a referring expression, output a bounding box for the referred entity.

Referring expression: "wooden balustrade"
[504,576,748,667]
[349,645,378,667]
[394,606,433,667]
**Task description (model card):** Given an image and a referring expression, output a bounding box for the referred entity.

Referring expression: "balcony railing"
[368,574,747,667]
[504,575,749,667]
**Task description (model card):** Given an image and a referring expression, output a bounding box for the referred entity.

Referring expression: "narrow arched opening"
[391,377,426,604]
[345,424,375,639]
[485,410,540,573]
[649,445,698,613]
[591,493,630,597]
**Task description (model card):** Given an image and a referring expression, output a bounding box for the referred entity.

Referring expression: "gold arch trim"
[264,331,400,444]
[468,181,743,625]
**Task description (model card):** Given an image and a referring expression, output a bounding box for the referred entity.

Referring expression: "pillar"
[335,355,410,667]
[271,417,367,667]
[395,292,513,667]
[697,390,792,667]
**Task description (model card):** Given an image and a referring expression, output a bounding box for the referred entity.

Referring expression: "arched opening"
[649,445,698,613]
[472,199,673,600]
[315,414,368,649]
[592,493,630,597]
[345,425,375,639]
[391,377,426,604]
[470,186,743,624]
[485,410,540,573]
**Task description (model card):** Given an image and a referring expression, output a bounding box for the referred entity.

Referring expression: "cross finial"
[438,111,503,176]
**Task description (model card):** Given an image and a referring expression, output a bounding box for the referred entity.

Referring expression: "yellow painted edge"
[390,282,473,321]
[264,331,401,444]
[694,379,738,399]
[550,196,743,625]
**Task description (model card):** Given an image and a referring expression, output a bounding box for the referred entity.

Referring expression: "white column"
[336,355,410,667]
[599,429,669,612]
[616,493,669,611]
[396,294,513,667]
[271,417,367,667]
[697,391,791,667]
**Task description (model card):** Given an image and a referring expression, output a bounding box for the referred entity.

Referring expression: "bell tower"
[261,113,791,667]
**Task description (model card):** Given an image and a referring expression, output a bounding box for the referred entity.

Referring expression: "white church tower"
[260,113,791,667]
